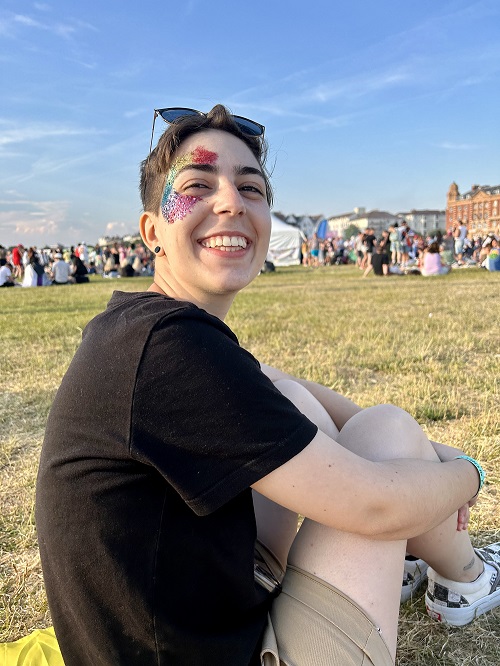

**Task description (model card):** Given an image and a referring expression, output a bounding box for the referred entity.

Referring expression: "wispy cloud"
[105,221,128,234]
[226,65,411,135]
[0,198,69,240]
[0,122,103,151]
[226,2,500,133]
[433,142,480,150]
[0,10,98,40]
[123,108,148,119]
[0,128,142,189]
[14,13,76,38]
[304,69,410,105]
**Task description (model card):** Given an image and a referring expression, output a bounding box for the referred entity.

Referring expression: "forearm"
[371,457,481,540]
[260,363,361,430]
[253,429,482,541]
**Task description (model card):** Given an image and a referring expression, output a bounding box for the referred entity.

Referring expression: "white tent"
[266,215,304,266]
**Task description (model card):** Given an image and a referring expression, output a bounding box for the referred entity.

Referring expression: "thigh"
[286,404,437,659]
[263,566,394,666]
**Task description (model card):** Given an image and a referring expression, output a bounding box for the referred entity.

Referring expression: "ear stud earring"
[154,246,161,254]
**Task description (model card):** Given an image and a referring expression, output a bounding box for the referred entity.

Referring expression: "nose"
[212,180,246,216]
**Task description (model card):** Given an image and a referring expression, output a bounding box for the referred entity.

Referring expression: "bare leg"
[253,385,339,568]
[271,380,482,661]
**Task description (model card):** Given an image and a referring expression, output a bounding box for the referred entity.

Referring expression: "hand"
[457,503,470,531]
[431,441,481,530]
[456,491,481,530]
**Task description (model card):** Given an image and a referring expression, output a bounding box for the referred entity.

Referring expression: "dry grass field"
[1,265,499,664]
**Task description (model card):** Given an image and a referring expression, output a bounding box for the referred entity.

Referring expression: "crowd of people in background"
[0,241,156,288]
[301,222,500,277]
[1,222,499,288]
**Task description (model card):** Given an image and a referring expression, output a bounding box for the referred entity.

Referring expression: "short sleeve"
[131,310,317,515]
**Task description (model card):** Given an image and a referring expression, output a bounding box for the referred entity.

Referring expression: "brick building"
[446,182,500,235]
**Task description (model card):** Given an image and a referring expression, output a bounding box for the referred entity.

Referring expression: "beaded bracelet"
[454,455,486,496]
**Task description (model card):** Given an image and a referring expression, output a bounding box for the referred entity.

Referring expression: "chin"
[213,269,259,295]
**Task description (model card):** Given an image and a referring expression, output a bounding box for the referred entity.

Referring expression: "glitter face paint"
[160,146,218,224]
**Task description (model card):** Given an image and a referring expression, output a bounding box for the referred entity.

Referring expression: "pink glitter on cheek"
[160,146,217,224]
[162,191,199,224]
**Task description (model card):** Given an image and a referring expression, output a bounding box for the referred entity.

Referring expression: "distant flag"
[316,219,328,239]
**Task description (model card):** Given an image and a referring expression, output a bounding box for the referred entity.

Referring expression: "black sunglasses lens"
[233,115,264,136]
[157,108,264,137]
[159,108,201,123]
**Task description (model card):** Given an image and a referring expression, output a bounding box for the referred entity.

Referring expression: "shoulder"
[97,291,239,352]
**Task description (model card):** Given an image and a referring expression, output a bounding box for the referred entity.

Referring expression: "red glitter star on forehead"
[191,146,218,164]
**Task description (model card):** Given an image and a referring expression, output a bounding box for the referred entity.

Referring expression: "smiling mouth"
[201,235,248,251]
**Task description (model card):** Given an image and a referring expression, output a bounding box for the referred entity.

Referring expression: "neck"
[147,275,233,321]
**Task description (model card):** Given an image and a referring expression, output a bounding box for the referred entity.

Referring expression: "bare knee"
[338,404,437,462]
[274,379,339,439]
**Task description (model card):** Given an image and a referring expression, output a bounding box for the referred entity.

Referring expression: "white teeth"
[202,235,248,249]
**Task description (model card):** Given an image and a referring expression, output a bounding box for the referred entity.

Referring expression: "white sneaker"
[425,543,500,626]
[401,557,428,603]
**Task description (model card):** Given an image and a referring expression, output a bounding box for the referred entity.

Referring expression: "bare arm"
[260,363,361,431]
[429,439,479,531]
[252,429,480,541]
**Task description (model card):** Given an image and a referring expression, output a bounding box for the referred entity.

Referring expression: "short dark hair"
[139,104,273,214]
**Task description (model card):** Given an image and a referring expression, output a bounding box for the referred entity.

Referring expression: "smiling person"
[36,105,500,666]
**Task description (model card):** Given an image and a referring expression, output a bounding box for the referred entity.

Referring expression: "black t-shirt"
[364,234,376,252]
[72,257,88,276]
[36,291,317,666]
[371,252,389,275]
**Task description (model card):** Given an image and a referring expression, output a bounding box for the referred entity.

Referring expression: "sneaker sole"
[425,587,500,626]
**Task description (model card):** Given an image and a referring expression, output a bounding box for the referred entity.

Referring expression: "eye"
[180,180,211,193]
[239,184,265,197]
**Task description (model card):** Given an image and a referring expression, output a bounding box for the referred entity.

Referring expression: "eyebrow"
[175,163,265,180]
[235,165,265,179]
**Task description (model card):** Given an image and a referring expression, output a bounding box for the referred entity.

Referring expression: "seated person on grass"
[420,241,451,276]
[0,257,15,287]
[35,105,500,666]
[363,242,389,277]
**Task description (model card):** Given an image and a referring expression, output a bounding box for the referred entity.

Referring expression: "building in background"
[397,210,445,236]
[273,212,320,238]
[447,183,500,235]
[327,208,400,236]
[327,208,365,236]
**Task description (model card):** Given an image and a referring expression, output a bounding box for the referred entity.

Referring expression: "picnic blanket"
[1,627,64,665]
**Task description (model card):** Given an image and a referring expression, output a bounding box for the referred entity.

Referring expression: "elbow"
[352,502,421,541]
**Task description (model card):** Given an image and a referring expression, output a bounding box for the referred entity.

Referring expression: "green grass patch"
[1,267,499,663]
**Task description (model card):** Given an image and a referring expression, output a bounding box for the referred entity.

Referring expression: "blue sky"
[1,0,499,248]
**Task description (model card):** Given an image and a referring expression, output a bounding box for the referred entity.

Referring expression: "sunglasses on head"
[148,107,265,155]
